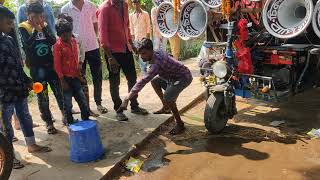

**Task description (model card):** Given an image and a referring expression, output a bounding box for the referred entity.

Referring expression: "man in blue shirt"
[17,0,56,35]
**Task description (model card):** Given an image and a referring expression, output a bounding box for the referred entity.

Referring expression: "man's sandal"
[71,109,80,114]
[97,105,108,114]
[13,158,24,169]
[12,136,18,142]
[90,110,100,117]
[29,146,52,153]
[131,107,149,115]
[153,108,171,114]
[47,126,57,135]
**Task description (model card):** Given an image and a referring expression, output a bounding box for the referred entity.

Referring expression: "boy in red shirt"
[53,17,89,125]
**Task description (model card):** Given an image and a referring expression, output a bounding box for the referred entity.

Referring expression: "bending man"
[118,38,193,135]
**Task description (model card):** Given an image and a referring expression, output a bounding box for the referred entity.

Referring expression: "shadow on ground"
[116,89,320,179]
[116,118,303,179]
[234,88,320,136]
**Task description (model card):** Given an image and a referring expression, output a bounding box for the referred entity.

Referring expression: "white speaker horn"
[178,27,191,40]
[312,0,320,38]
[262,0,314,39]
[200,0,221,8]
[153,0,168,7]
[179,0,208,38]
[178,0,191,41]
[156,2,179,38]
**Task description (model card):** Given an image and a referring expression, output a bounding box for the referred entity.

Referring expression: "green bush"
[180,38,204,60]
[165,36,204,60]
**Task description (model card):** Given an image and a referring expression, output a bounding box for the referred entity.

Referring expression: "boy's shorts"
[151,76,192,103]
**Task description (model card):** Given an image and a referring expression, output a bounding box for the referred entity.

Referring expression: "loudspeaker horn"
[156,2,179,38]
[153,0,169,7]
[312,0,320,38]
[200,0,221,8]
[179,0,208,38]
[178,27,191,40]
[262,0,314,39]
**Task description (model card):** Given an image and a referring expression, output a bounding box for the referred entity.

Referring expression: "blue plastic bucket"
[69,120,105,163]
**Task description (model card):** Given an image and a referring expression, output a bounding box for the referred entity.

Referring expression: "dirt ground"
[118,89,320,180]
[9,58,203,180]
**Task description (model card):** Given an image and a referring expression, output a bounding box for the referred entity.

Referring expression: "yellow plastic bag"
[125,157,144,173]
[307,128,320,138]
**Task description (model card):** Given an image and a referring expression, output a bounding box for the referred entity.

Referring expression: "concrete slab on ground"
[10,58,203,180]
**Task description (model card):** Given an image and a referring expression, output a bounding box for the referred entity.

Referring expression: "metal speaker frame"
[179,0,208,38]
[262,0,314,39]
[156,2,179,38]
[200,0,221,8]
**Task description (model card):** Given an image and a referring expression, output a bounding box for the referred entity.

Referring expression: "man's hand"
[79,75,86,84]
[77,68,86,84]
[131,40,138,54]
[117,97,129,113]
[108,56,120,74]
[29,15,43,32]
[61,78,71,91]
[28,15,35,26]
[35,19,45,32]
[27,81,33,91]
[77,69,82,78]
[104,48,120,73]
[34,23,43,32]
[132,46,138,54]
[97,37,101,48]
[79,61,84,72]
[39,18,45,29]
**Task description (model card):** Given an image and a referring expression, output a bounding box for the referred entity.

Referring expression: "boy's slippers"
[29,146,52,154]
[13,158,25,169]
[47,126,57,135]
[153,108,171,114]
[12,136,18,142]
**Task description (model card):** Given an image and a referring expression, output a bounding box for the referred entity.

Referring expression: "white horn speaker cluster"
[262,0,314,39]
[155,0,320,41]
[156,0,211,40]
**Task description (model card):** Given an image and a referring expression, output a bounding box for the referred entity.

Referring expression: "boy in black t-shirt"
[0,5,52,169]
[19,2,64,134]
